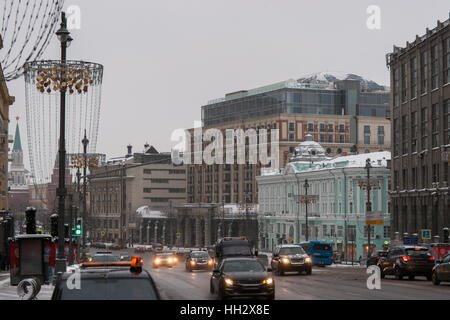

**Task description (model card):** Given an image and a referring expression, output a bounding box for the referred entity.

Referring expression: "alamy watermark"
[366,265,381,290]
[66,268,81,290]
[366,5,381,30]
[67,5,81,30]
[171,122,280,170]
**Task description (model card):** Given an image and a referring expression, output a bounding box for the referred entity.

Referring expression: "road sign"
[176,232,181,239]
[421,229,431,240]
[403,236,418,245]
[366,211,384,225]
[128,223,136,230]
[297,195,319,203]
[101,231,105,236]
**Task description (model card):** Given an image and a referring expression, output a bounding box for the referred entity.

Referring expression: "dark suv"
[378,246,435,280]
[271,244,312,276]
[366,250,388,266]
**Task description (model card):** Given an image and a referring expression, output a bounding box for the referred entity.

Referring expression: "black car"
[256,253,269,269]
[432,254,450,285]
[366,250,388,266]
[378,246,435,280]
[271,244,312,276]
[185,251,213,272]
[51,259,161,300]
[214,237,254,268]
[210,257,274,300]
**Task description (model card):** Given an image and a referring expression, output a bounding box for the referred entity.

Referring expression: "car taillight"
[376,257,380,260]
[401,256,410,262]
[429,257,435,261]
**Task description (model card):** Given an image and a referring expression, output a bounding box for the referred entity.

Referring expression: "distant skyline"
[4,0,450,173]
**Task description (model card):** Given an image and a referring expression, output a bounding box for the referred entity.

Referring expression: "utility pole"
[304,179,310,242]
[365,158,372,259]
[81,130,89,261]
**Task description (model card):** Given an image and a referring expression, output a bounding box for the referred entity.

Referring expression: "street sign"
[366,211,384,225]
[128,223,136,230]
[403,236,418,245]
[176,232,181,239]
[297,195,319,203]
[421,229,431,240]
[101,231,105,237]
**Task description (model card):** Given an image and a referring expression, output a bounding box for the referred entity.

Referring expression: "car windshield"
[222,246,252,256]
[191,252,209,258]
[378,251,388,257]
[405,248,431,257]
[92,255,120,262]
[223,260,265,273]
[59,278,158,300]
[279,247,305,255]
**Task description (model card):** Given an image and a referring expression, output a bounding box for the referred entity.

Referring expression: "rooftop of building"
[387,13,449,62]
[206,72,389,105]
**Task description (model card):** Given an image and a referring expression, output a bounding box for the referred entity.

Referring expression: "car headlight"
[191,260,196,265]
[208,259,213,265]
[154,258,160,264]
[282,257,290,264]
[305,257,312,263]
[263,278,273,285]
[168,258,173,263]
[224,278,233,286]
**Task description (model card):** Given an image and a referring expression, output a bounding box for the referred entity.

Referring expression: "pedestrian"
[358,256,362,265]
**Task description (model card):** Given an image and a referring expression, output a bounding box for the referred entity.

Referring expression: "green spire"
[13,121,22,151]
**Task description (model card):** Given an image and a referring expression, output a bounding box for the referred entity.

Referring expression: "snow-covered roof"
[221,203,259,215]
[136,206,167,219]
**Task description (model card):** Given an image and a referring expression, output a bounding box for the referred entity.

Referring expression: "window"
[378,136,384,145]
[364,135,370,145]
[143,188,152,193]
[402,115,408,154]
[445,99,450,145]
[411,111,417,152]
[289,133,295,141]
[431,45,438,89]
[401,61,408,102]
[339,135,345,143]
[445,38,450,85]
[421,51,428,94]
[320,134,325,142]
[383,226,390,238]
[328,135,333,143]
[393,68,399,106]
[410,56,417,98]
[320,123,325,132]
[364,125,370,134]
[421,108,428,150]
[339,124,345,133]
[378,126,384,134]
[337,226,343,238]
[432,103,440,148]
[364,226,375,238]
[394,118,399,156]
[143,169,152,174]
[328,124,334,132]
[289,123,295,131]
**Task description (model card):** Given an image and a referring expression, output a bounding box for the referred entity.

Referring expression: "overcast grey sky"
[6,0,450,168]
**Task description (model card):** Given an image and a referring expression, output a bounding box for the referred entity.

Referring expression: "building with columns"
[257,136,391,258]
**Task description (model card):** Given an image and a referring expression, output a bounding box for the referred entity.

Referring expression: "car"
[378,246,435,280]
[185,251,213,272]
[153,252,177,268]
[366,250,388,266]
[91,252,120,263]
[431,254,450,285]
[271,244,312,276]
[110,243,123,250]
[210,257,274,300]
[255,253,269,269]
[120,255,132,262]
[51,256,161,300]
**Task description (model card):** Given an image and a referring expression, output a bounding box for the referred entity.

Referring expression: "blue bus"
[297,241,333,266]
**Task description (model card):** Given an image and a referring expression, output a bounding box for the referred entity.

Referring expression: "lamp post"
[55,12,73,274]
[304,179,309,242]
[365,158,372,258]
[81,130,89,261]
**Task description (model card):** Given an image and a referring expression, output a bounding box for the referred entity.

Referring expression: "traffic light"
[73,218,82,237]
[50,214,58,237]
[25,207,36,234]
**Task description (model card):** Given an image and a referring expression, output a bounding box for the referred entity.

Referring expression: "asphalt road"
[0,248,449,300]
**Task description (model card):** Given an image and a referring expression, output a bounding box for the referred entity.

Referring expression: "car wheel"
[394,268,403,280]
[408,275,415,280]
[426,274,432,281]
[431,272,440,285]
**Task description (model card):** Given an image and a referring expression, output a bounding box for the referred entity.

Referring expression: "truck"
[214,236,255,268]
